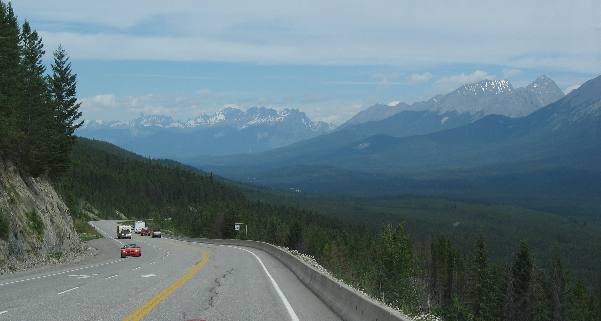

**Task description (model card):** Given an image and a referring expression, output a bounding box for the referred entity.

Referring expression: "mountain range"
[77,107,333,158]
[193,75,566,173]
[340,75,564,128]
[194,75,601,217]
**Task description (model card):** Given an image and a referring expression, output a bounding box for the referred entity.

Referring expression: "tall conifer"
[19,21,51,175]
[0,1,22,153]
[469,235,497,321]
[48,45,82,174]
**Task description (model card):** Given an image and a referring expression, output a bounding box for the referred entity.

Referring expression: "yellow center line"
[122,249,210,321]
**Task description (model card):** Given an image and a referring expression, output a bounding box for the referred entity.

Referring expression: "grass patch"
[0,210,8,241]
[49,251,62,260]
[4,183,19,205]
[73,219,101,242]
[26,210,44,238]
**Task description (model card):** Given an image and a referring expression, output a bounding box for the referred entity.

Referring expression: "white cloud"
[82,94,117,109]
[564,83,582,94]
[9,0,598,72]
[406,72,433,84]
[79,92,360,125]
[81,93,216,121]
[434,70,496,93]
[40,32,295,63]
[502,68,522,79]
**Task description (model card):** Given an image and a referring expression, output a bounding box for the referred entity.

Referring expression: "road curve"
[0,220,341,321]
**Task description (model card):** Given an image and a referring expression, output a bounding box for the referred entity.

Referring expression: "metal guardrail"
[166,234,413,321]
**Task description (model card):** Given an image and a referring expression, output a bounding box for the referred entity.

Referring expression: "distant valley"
[194,75,601,218]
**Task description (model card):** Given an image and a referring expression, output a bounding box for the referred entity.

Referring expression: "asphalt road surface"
[0,220,341,321]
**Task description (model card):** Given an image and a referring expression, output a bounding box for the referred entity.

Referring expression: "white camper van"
[134,221,145,234]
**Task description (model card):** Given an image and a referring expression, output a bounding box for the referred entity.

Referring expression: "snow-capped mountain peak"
[343,76,565,128]
[77,106,334,158]
[82,107,332,132]
[456,79,514,96]
[131,114,180,128]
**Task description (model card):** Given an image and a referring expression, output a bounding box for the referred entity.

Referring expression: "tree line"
[0,0,81,176]
[63,138,601,321]
[239,212,601,320]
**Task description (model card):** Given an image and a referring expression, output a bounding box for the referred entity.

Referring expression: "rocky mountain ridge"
[341,75,564,128]
[82,107,332,132]
[78,106,334,158]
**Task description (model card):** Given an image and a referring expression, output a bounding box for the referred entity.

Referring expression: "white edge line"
[57,286,79,295]
[0,260,123,286]
[164,236,299,321]
[232,246,300,321]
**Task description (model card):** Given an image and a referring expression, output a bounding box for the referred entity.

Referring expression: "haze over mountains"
[78,107,333,158]
[193,75,566,171]
[79,75,563,162]
[194,75,601,216]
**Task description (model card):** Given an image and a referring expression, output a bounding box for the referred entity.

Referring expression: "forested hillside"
[57,138,601,321]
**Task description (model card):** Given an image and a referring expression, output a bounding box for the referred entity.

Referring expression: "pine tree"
[504,265,517,321]
[550,255,568,321]
[469,235,497,321]
[222,209,237,239]
[566,282,596,321]
[287,221,303,251]
[598,254,601,321]
[0,1,23,154]
[530,268,550,321]
[431,237,456,308]
[48,45,82,175]
[598,257,601,321]
[379,224,421,311]
[18,21,53,175]
[506,242,534,321]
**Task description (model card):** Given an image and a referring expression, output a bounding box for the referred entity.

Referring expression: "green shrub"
[73,218,100,241]
[0,211,8,241]
[26,210,44,238]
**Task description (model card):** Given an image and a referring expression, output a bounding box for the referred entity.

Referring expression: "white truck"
[117,225,132,239]
[134,221,146,234]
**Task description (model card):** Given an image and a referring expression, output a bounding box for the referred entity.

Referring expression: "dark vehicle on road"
[140,227,151,236]
[118,229,132,239]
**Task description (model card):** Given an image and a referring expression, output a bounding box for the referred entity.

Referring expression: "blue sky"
[10,0,601,124]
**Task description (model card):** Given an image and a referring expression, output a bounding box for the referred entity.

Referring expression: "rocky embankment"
[0,159,84,273]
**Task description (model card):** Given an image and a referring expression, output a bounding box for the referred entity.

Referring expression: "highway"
[0,220,341,321]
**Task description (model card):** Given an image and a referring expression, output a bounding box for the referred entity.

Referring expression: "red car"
[140,227,151,236]
[120,244,141,258]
